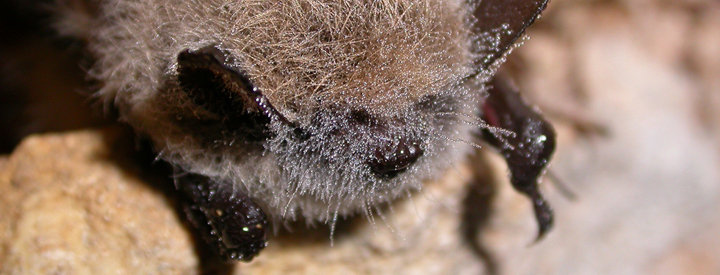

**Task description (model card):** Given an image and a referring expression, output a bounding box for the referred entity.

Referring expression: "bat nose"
[367,137,423,179]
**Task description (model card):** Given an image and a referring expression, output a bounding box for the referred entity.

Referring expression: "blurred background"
[1,0,719,274]
[496,0,720,273]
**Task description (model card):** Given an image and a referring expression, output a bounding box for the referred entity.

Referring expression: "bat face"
[172,42,474,222]
[69,0,553,261]
[90,0,482,221]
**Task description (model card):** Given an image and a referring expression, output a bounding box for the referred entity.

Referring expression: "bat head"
[88,0,548,222]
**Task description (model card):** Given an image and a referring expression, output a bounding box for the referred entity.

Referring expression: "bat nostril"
[367,137,423,179]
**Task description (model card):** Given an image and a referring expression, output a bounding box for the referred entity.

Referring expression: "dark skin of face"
[173,0,554,262]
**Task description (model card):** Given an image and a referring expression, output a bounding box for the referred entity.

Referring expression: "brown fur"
[83,0,473,118]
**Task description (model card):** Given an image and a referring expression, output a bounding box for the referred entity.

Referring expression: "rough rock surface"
[0,129,198,274]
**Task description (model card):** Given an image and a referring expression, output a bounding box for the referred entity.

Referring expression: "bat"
[54,0,555,261]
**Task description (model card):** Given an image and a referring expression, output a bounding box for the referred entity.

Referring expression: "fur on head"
[59,0,504,225]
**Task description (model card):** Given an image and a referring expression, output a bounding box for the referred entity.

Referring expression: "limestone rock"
[0,128,198,274]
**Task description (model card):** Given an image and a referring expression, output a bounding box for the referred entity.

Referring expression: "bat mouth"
[272,106,429,181]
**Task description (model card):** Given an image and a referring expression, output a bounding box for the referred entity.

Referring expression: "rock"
[0,128,198,274]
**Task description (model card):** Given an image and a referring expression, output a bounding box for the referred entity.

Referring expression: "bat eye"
[367,137,423,179]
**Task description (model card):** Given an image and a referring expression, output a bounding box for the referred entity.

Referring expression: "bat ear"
[176,46,288,141]
[472,0,549,69]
